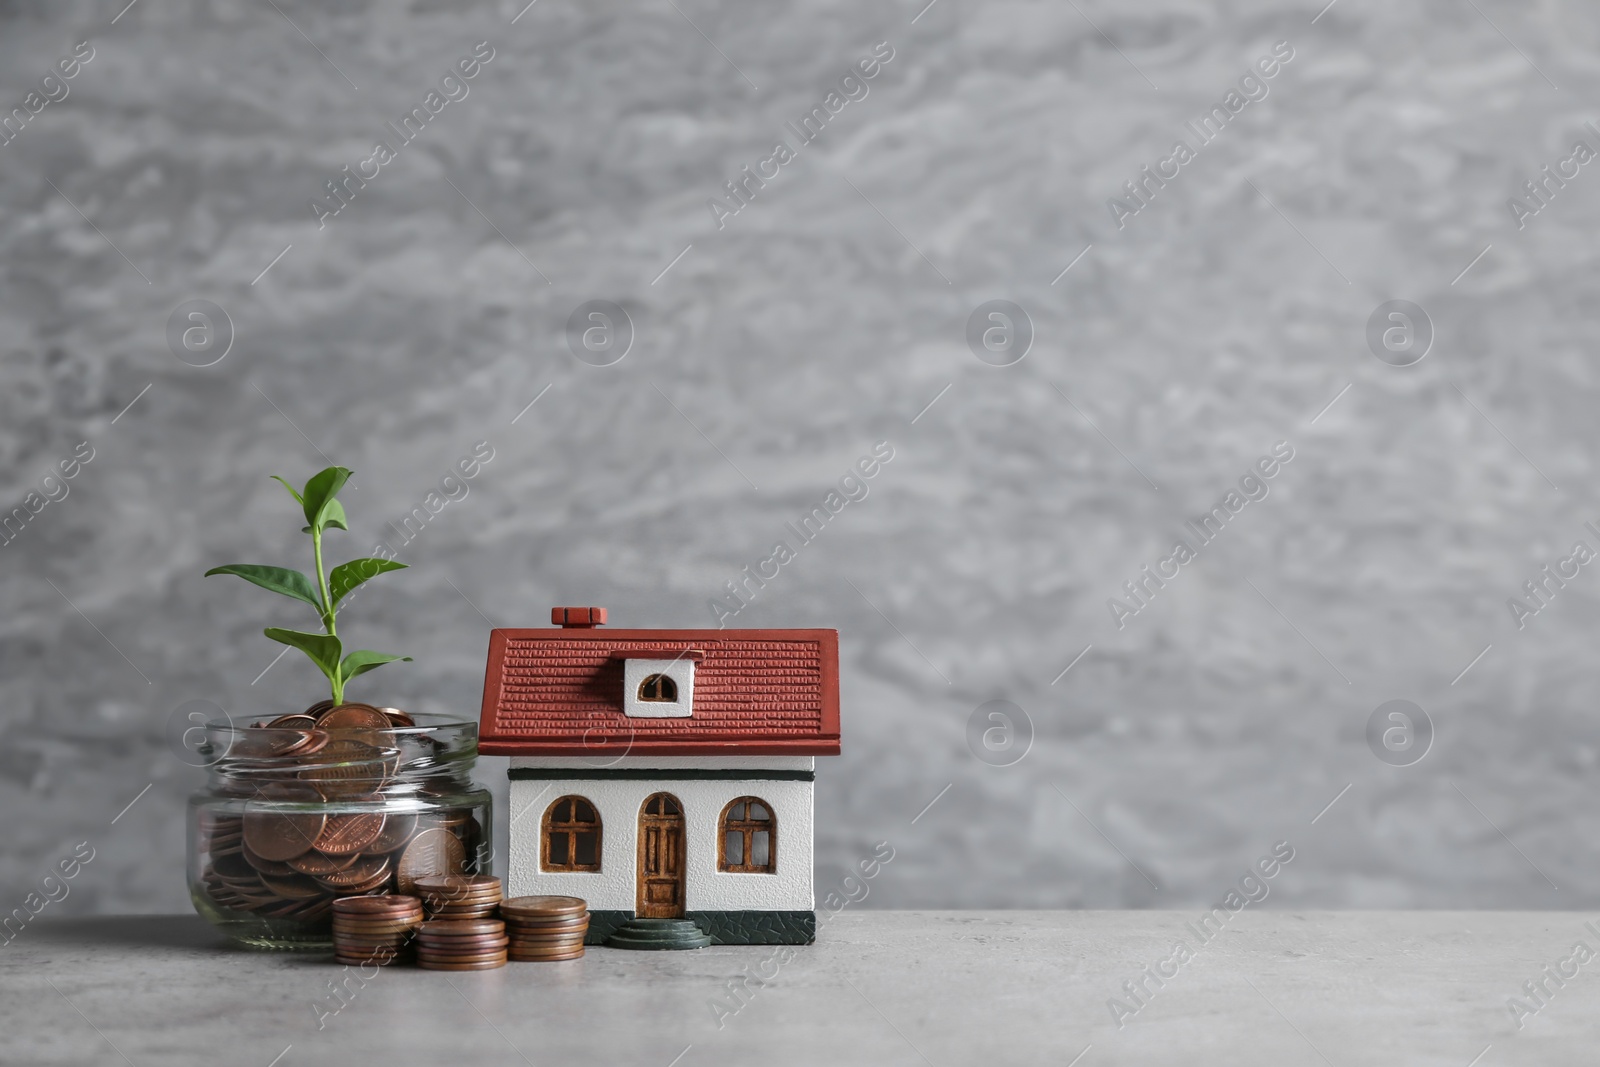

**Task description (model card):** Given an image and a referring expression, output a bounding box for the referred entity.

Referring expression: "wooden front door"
[637,792,685,918]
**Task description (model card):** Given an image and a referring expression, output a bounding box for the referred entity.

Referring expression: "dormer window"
[621,654,697,718]
[638,674,678,702]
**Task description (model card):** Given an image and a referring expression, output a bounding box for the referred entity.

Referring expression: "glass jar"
[186,711,491,950]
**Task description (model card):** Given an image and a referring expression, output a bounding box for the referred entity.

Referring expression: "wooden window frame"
[718,796,776,874]
[542,795,602,872]
[638,673,678,702]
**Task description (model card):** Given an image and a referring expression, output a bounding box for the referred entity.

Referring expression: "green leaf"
[321,499,349,533]
[300,467,352,533]
[328,558,408,608]
[263,627,343,683]
[269,475,304,505]
[338,649,412,685]
[204,565,323,611]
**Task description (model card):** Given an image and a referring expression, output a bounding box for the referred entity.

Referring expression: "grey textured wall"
[3,0,1597,915]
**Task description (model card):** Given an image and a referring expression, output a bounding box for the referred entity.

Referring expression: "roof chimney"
[552,606,607,628]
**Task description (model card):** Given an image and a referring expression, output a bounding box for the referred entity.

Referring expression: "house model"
[477,607,841,948]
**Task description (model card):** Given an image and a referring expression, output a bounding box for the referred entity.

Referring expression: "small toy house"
[478,607,840,947]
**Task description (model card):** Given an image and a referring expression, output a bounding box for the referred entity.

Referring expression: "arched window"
[719,797,775,873]
[638,673,678,702]
[542,796,601,871]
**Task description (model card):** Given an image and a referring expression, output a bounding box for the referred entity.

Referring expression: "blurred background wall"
[3,0,1598,914]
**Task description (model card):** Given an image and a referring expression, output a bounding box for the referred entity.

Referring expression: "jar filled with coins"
[185,703,492,950]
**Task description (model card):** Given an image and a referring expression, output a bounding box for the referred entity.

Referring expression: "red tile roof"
[478,628,840,755]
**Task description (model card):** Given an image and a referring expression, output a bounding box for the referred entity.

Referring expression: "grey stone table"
[3,912,1594,1066]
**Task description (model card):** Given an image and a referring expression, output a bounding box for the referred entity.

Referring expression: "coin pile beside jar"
[327,883,591,969]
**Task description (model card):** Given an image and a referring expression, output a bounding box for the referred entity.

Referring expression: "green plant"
[205,466,410,703]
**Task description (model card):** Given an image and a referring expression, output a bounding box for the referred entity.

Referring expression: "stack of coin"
[414,918,508,970]
[195,700,484,932]
[416,875,502,920]
[500,896,589,961]
[331,895,424,965]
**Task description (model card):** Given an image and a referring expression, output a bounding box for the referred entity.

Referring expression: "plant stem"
[312,525,341,703]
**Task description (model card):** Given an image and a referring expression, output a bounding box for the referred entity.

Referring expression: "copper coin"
[259,873,326,900]
[334,928,413,940]
[211,857,260,882]
[281,728,330,759]
[332,908,419,927]
[312,812,386,855]
[418,952,509,965]
[317,704,392,732]
[303,699,337,718]
[424,897,500,908]
[208,836,244,858]
[366,812,418,854]
[266,713,318,729]
[418,918,503,936]
[417,929,509,943]
[211,868,261,891]
[296,898,335,920]
[334,869,394,894]
[379,708,416,728]
[502,913,588,927]
[506,927,587,940]
[429,909,499,921]
[423,893,501,906]
[430,912,498,920]
[289,850,360,876]
[333,911,421,926]
[299,739,395,798]
[332,921,419,934]
[425,891,501,904]
[426,900,501,914]
[335,948,410,960]
[241,789,325,862]
[503,922,588,935]
[332,900,417,919]
[334,937,414,950]
[416,958,506,971]
[334,940,412,953]
[396,829,466,895]
[314,854,389,889]
[333,894,422,916]
[427,894,501,906]
[416,934,510,948]
[199,812,244,834]
[241,845,298,877]
[230,728,319,760]
[509,949,586,961]
[335,938,413,952]
[415,874,499,893]
[506,929,588,941]
[417,939,511,954]
[417,942,509,955]
[499,896,587,918]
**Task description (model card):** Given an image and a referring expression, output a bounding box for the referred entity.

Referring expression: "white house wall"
[507,777,814,911]
[509,755,815,772]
